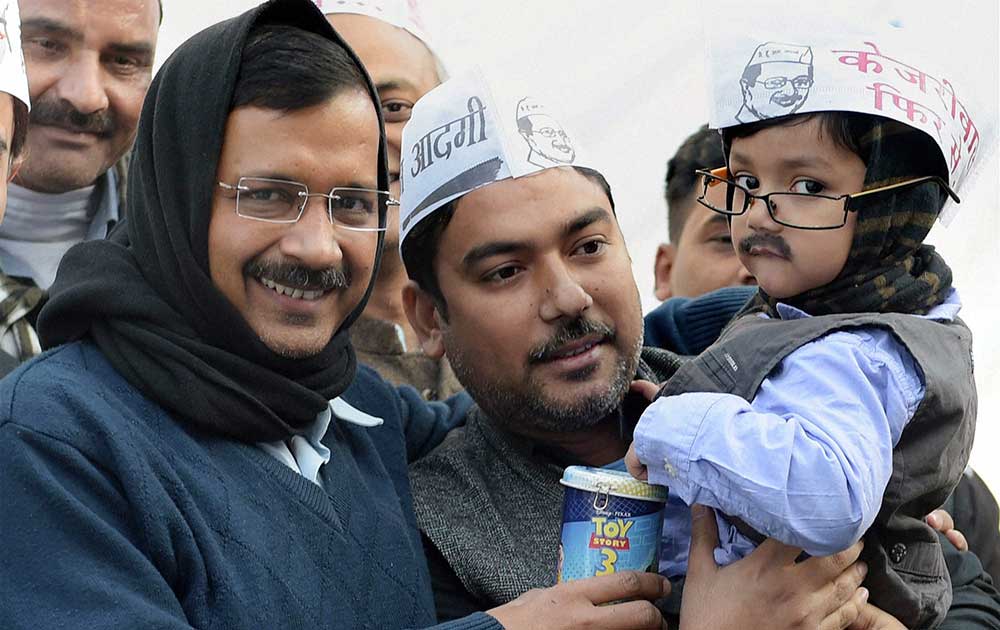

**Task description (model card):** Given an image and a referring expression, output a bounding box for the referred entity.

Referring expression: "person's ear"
[653,242,676,301]
[402,281,446,359]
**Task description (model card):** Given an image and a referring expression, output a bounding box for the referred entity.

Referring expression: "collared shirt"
[258,397,384,488]
[0,169,121,369]
[635,290,960,575]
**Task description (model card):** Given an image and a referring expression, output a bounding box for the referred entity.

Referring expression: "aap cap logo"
[515,97,576,168]
[737,42,814,123]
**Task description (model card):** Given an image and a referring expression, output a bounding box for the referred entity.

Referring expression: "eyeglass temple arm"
[849,176,961,204]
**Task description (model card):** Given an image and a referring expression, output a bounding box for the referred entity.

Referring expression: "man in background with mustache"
[0,0,160,372]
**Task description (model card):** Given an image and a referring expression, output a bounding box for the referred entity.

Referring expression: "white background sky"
[158,1,1000,490]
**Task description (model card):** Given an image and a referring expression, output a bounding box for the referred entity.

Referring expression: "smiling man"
[0,0,159,371]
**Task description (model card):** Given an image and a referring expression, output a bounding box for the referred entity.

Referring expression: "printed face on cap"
[327,12,440,251]
[208,92,381,359]
[739,60,813,121]
[409,167,643,436]
[727,117,864,299]
[519,113,575,166]
[17,0,159,193]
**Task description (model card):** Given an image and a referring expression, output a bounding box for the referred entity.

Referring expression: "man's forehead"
[446,173,613,256]
[21,0,159,39]
[218,98,380,187]
[327,13,437,81]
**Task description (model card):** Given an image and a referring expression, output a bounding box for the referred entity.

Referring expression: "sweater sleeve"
[397,384,473,462]
[0,422,194,629]
[634,328,925,556]
[939,534,1000,629]
[642,286,754,355]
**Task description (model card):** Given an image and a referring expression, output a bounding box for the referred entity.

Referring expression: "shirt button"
[890,542,907,564]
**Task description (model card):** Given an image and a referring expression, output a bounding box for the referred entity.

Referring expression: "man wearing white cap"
[399,68,884,629]
[0,0,34,375]
[316,0,461,399]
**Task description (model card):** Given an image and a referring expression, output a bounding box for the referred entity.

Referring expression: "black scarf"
[740,117,953,317]
[38,0,389,443]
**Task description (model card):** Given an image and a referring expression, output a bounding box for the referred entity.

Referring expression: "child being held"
[627,109,975,629]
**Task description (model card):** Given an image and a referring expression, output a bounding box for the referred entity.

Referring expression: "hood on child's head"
[724,111,954,316]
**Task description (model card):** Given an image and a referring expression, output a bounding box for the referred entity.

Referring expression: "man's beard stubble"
[445,316,642,436]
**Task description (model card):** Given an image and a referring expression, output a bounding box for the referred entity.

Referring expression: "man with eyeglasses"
[628,71,979,630]
[736,41,813,122]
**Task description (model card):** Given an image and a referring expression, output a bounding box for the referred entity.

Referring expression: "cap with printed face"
[704,14,987,218]
[397,67,599,248]
[0,0,30,110]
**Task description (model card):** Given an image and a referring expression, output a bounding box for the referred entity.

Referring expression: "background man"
[317,0,461,399]
[0,0,160,370]
[652,125,754,302]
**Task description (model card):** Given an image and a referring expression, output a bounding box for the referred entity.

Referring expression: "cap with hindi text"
[398,67,598,248]
[703,12,987,220]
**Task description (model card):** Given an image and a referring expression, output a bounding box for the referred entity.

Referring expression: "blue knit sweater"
[0,341,499,630]
[643,286,754,355]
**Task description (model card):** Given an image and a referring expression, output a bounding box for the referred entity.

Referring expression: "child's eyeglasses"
[694,166,961,230]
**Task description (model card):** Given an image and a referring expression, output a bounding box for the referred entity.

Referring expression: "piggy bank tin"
[558,466,667,582]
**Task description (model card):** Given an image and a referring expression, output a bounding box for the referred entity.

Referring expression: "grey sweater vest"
[657,311,976,629]
[410,348,683,609]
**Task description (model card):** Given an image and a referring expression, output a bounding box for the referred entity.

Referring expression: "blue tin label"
[558,485,664,582]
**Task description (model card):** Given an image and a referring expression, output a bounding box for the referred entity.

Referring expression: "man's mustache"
[30,97,116,136]
[528,317,615,364]
[739,232,793,259]
[245,258,351,291]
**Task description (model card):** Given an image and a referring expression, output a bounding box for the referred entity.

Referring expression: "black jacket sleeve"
[939,532,1000,629]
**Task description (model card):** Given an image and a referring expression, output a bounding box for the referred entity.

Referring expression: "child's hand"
[624,442,648,481]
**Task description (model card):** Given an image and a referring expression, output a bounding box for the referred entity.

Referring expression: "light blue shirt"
[634,290,961,576]
[258,397,384,488]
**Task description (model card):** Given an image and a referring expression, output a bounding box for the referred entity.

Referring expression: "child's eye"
[734,174,759,190]
[791,179,826,195]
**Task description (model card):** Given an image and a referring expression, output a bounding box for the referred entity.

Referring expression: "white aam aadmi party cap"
[398,67,598,247]
[312,0,442,69]
[704,15,986,221]
[0,0,29,110]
